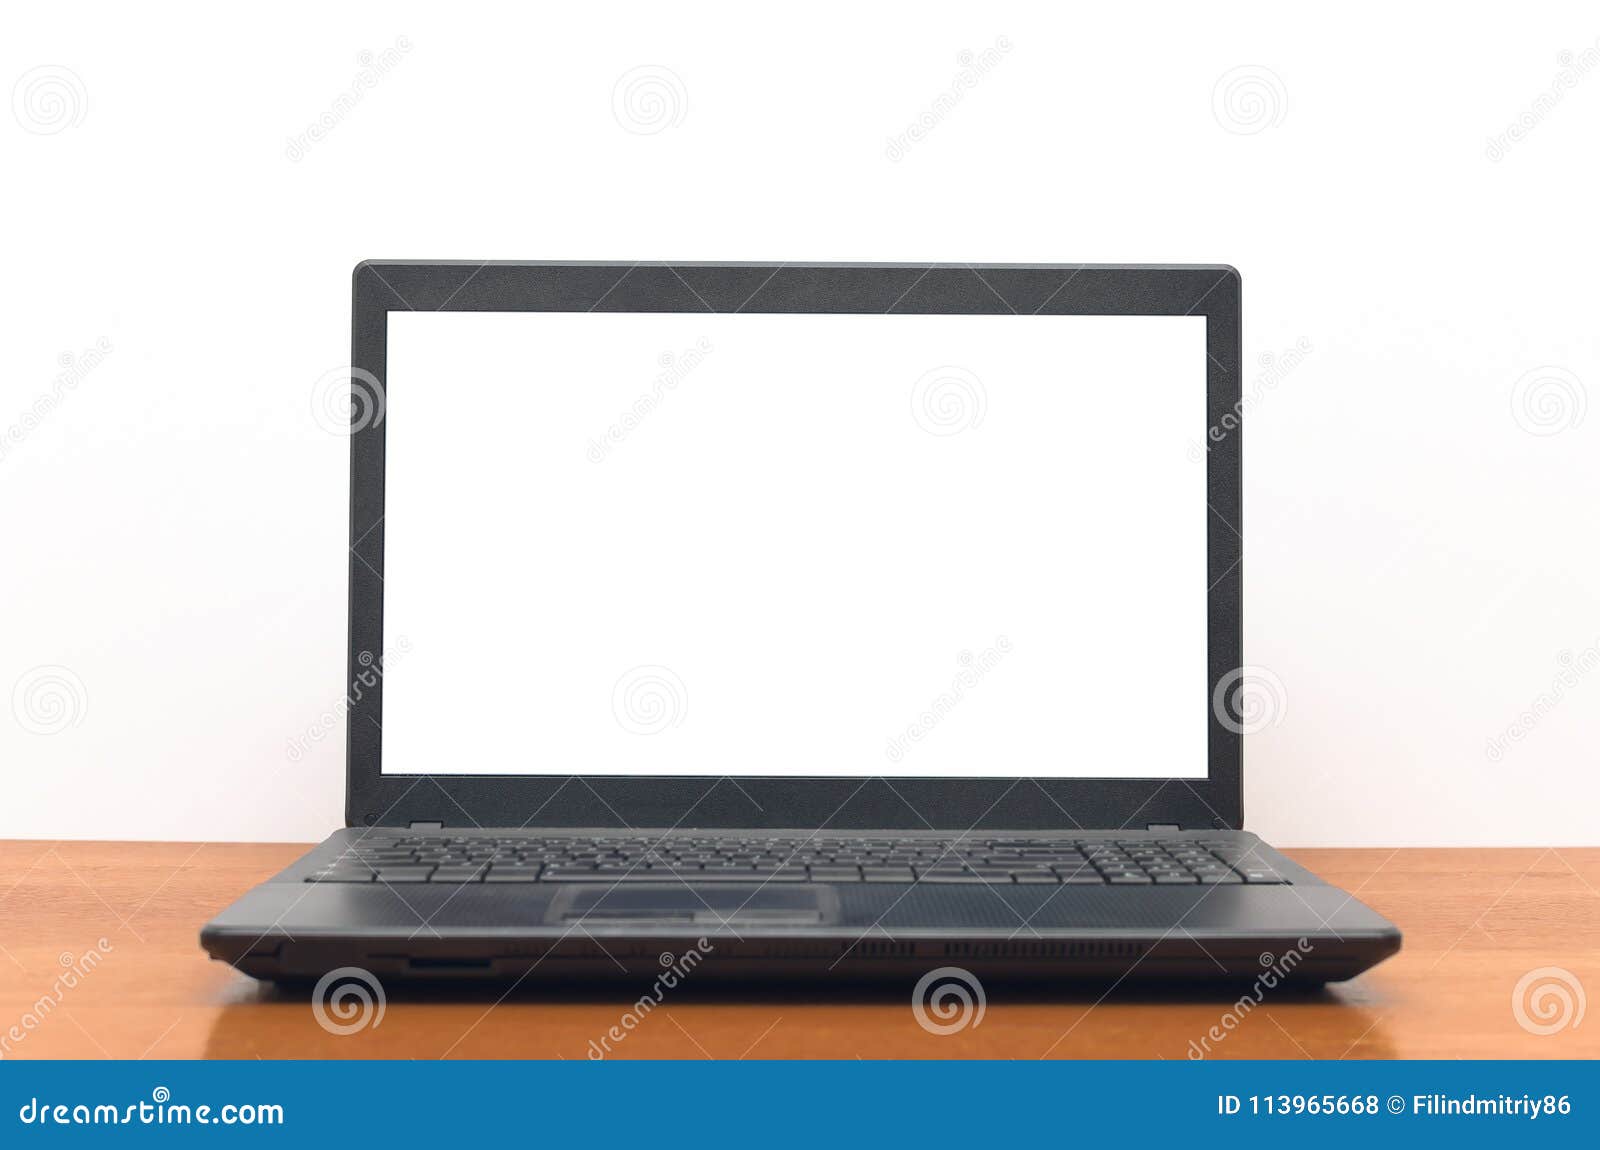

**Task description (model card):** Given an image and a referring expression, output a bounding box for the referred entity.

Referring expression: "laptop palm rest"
[551,886,837,926]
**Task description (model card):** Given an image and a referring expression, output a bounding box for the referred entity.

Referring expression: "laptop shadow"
[202,974,1391,1059]
[222,974,1348,1007]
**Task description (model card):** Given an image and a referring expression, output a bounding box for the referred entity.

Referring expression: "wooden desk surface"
[1,842,1595,1060]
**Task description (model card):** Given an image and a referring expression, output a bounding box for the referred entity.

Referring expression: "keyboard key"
[332,832,1293,887]
[1011,863,1059,878]
[1058,871,1108,885]
[1240,870,1288,883]
[304,868,374,883]
[915,868,988,883]
[681,871,772,882]
[373,866,435,882]
[967,867,1017,881]
[484,869,544,882]
[541,867,617,881]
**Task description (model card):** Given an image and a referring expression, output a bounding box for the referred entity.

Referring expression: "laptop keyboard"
[305,835,1288,885]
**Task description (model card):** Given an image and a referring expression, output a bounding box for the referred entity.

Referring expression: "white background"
[3,2,1596,844]
[381,312,1207,779]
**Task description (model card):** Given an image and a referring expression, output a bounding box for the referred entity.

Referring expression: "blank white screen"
[380,311,1208,778]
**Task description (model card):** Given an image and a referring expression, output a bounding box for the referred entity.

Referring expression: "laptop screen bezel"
[345,262,1242,831]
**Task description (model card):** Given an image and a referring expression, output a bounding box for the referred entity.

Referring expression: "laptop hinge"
[1146,823,1181,832]
[408,821,445,830]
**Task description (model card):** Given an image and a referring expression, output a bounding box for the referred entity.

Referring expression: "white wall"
[4,1,1596,845]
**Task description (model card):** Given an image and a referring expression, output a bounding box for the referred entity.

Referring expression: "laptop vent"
[939,940,1147,961]
[842,940,917,959]
[498,939,1148,962]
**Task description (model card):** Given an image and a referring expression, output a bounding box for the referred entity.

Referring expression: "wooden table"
[1,842,1595,1060]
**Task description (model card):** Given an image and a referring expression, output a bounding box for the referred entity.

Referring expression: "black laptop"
[201,262,1400,984]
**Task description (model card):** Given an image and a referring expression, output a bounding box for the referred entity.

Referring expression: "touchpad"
[550,885,838,926]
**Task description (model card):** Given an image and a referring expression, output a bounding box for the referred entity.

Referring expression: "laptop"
[201,262,1401,984]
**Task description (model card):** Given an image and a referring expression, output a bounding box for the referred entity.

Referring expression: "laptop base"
[202,829,1400,986]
